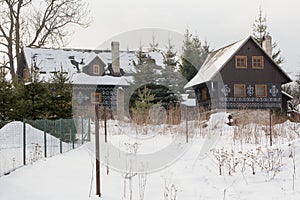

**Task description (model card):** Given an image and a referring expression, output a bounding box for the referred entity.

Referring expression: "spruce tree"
[0,66,14,120]
[149,35,159,52]
[48,66,73,119]
[180,29,210,81]
[252,8,284,65]
[163,38,177,67]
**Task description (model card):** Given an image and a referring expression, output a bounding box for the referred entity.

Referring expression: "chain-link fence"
[0,118,91,177]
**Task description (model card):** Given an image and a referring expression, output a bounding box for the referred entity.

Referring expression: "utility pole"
[95,104,101,197]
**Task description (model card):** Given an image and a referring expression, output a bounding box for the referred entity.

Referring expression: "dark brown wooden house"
[184,36,292,110]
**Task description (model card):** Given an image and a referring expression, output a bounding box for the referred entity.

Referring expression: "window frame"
[234,84,246,97]
[255,84,267,97]
[201,87,208,101]
[93,64,101,75]
[235,56,247,69]
[252,56,264,69]
[90,92,102,104]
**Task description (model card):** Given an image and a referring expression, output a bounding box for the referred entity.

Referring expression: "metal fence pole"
[81,117,84,144]
[72,119,75,149]
[60,118,62,154]
[23,120,26,165]
[44,119,47,157]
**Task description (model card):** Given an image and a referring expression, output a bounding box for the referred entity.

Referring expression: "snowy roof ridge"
[22,46,165,84]
[184,36,250,89]
[184,35,292,89]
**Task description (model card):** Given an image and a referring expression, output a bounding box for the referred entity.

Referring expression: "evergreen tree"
[180,29,210,81]
[134,44,149,66]
[0,66,14,120]
[14,68,49,120]
[163,38,178,67]
[149,35,159,52]
[48,66,73,119]
[252,8,284,65]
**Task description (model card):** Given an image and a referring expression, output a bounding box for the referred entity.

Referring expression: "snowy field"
[0,113,300,200]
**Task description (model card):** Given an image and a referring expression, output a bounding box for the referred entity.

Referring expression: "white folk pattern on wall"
[269,85,279,97]
[76,91,89,104]
[247,85,254,96]
[221,85,231,96]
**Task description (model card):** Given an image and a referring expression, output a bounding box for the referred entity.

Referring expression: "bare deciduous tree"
[0,0,90,79]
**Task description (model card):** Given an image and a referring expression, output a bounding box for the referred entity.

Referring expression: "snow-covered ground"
[1,113,300,200]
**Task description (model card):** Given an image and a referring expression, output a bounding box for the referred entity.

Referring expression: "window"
[201,88,207,101]
[90,92,102,104]
[234,84,246,97]
[252,56,264,69]
[255,84,267,97]
[93,64,101,75]
[235,56,247,68]
[23,69,27,80]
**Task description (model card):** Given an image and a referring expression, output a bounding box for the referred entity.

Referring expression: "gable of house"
[218,37,291,84]
[82,56,106,76]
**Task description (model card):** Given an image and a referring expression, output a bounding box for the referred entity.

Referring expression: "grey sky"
[69,0,300,75]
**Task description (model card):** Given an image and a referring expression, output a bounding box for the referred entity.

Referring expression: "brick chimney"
[111,41,120,76]
[262,35,272,57]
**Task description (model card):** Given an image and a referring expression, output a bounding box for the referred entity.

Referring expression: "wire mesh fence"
[0,118,91,177]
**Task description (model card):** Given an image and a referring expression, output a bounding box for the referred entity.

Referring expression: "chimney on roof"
[111,41,120,76]
[262,35,272,57]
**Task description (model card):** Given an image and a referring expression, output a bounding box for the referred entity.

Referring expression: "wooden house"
[184,36,292,111]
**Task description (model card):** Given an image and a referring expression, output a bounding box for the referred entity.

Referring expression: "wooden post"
[95,104,101,197]
[185,105,188,143]
[104,106,107,143]
[269,109,272,146]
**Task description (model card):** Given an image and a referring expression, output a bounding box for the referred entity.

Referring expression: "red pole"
[95,104,101,197]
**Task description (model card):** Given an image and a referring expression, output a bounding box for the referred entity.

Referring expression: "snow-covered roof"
[181,94,196,107]
[184,36,292,89]
[72,73,130,86]
[23,47,164,84]
[184,36,249,89]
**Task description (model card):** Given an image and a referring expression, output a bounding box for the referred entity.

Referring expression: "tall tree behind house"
[180,29,210,81]
[252,8,284,65]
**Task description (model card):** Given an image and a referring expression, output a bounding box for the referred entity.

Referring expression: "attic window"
[235,56,247,69]
[252,56,264,69]
[90,92,102,104]
[234,84,246,97]
[93,64,100,75]
[255,84,267,97]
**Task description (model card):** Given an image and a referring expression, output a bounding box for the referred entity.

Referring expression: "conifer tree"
[163,38,178,67]
[180,29,210,81]
[252,8,284,65]
[0,66,14,120]
[149,35,159,52]
[48,66,73,119]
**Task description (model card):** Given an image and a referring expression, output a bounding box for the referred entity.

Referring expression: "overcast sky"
[69,0,300,75]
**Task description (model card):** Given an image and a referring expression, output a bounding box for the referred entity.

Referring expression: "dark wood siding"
[219,39,290,84]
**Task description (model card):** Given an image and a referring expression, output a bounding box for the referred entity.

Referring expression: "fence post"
[88,118,91,142]
[72,119,75,149]
[23,120,26,165]
[81,117,84,144]
[60,118,62,154]
[44,119,47,157]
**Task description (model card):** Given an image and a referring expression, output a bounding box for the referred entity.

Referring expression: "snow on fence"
[0,118,91,177]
